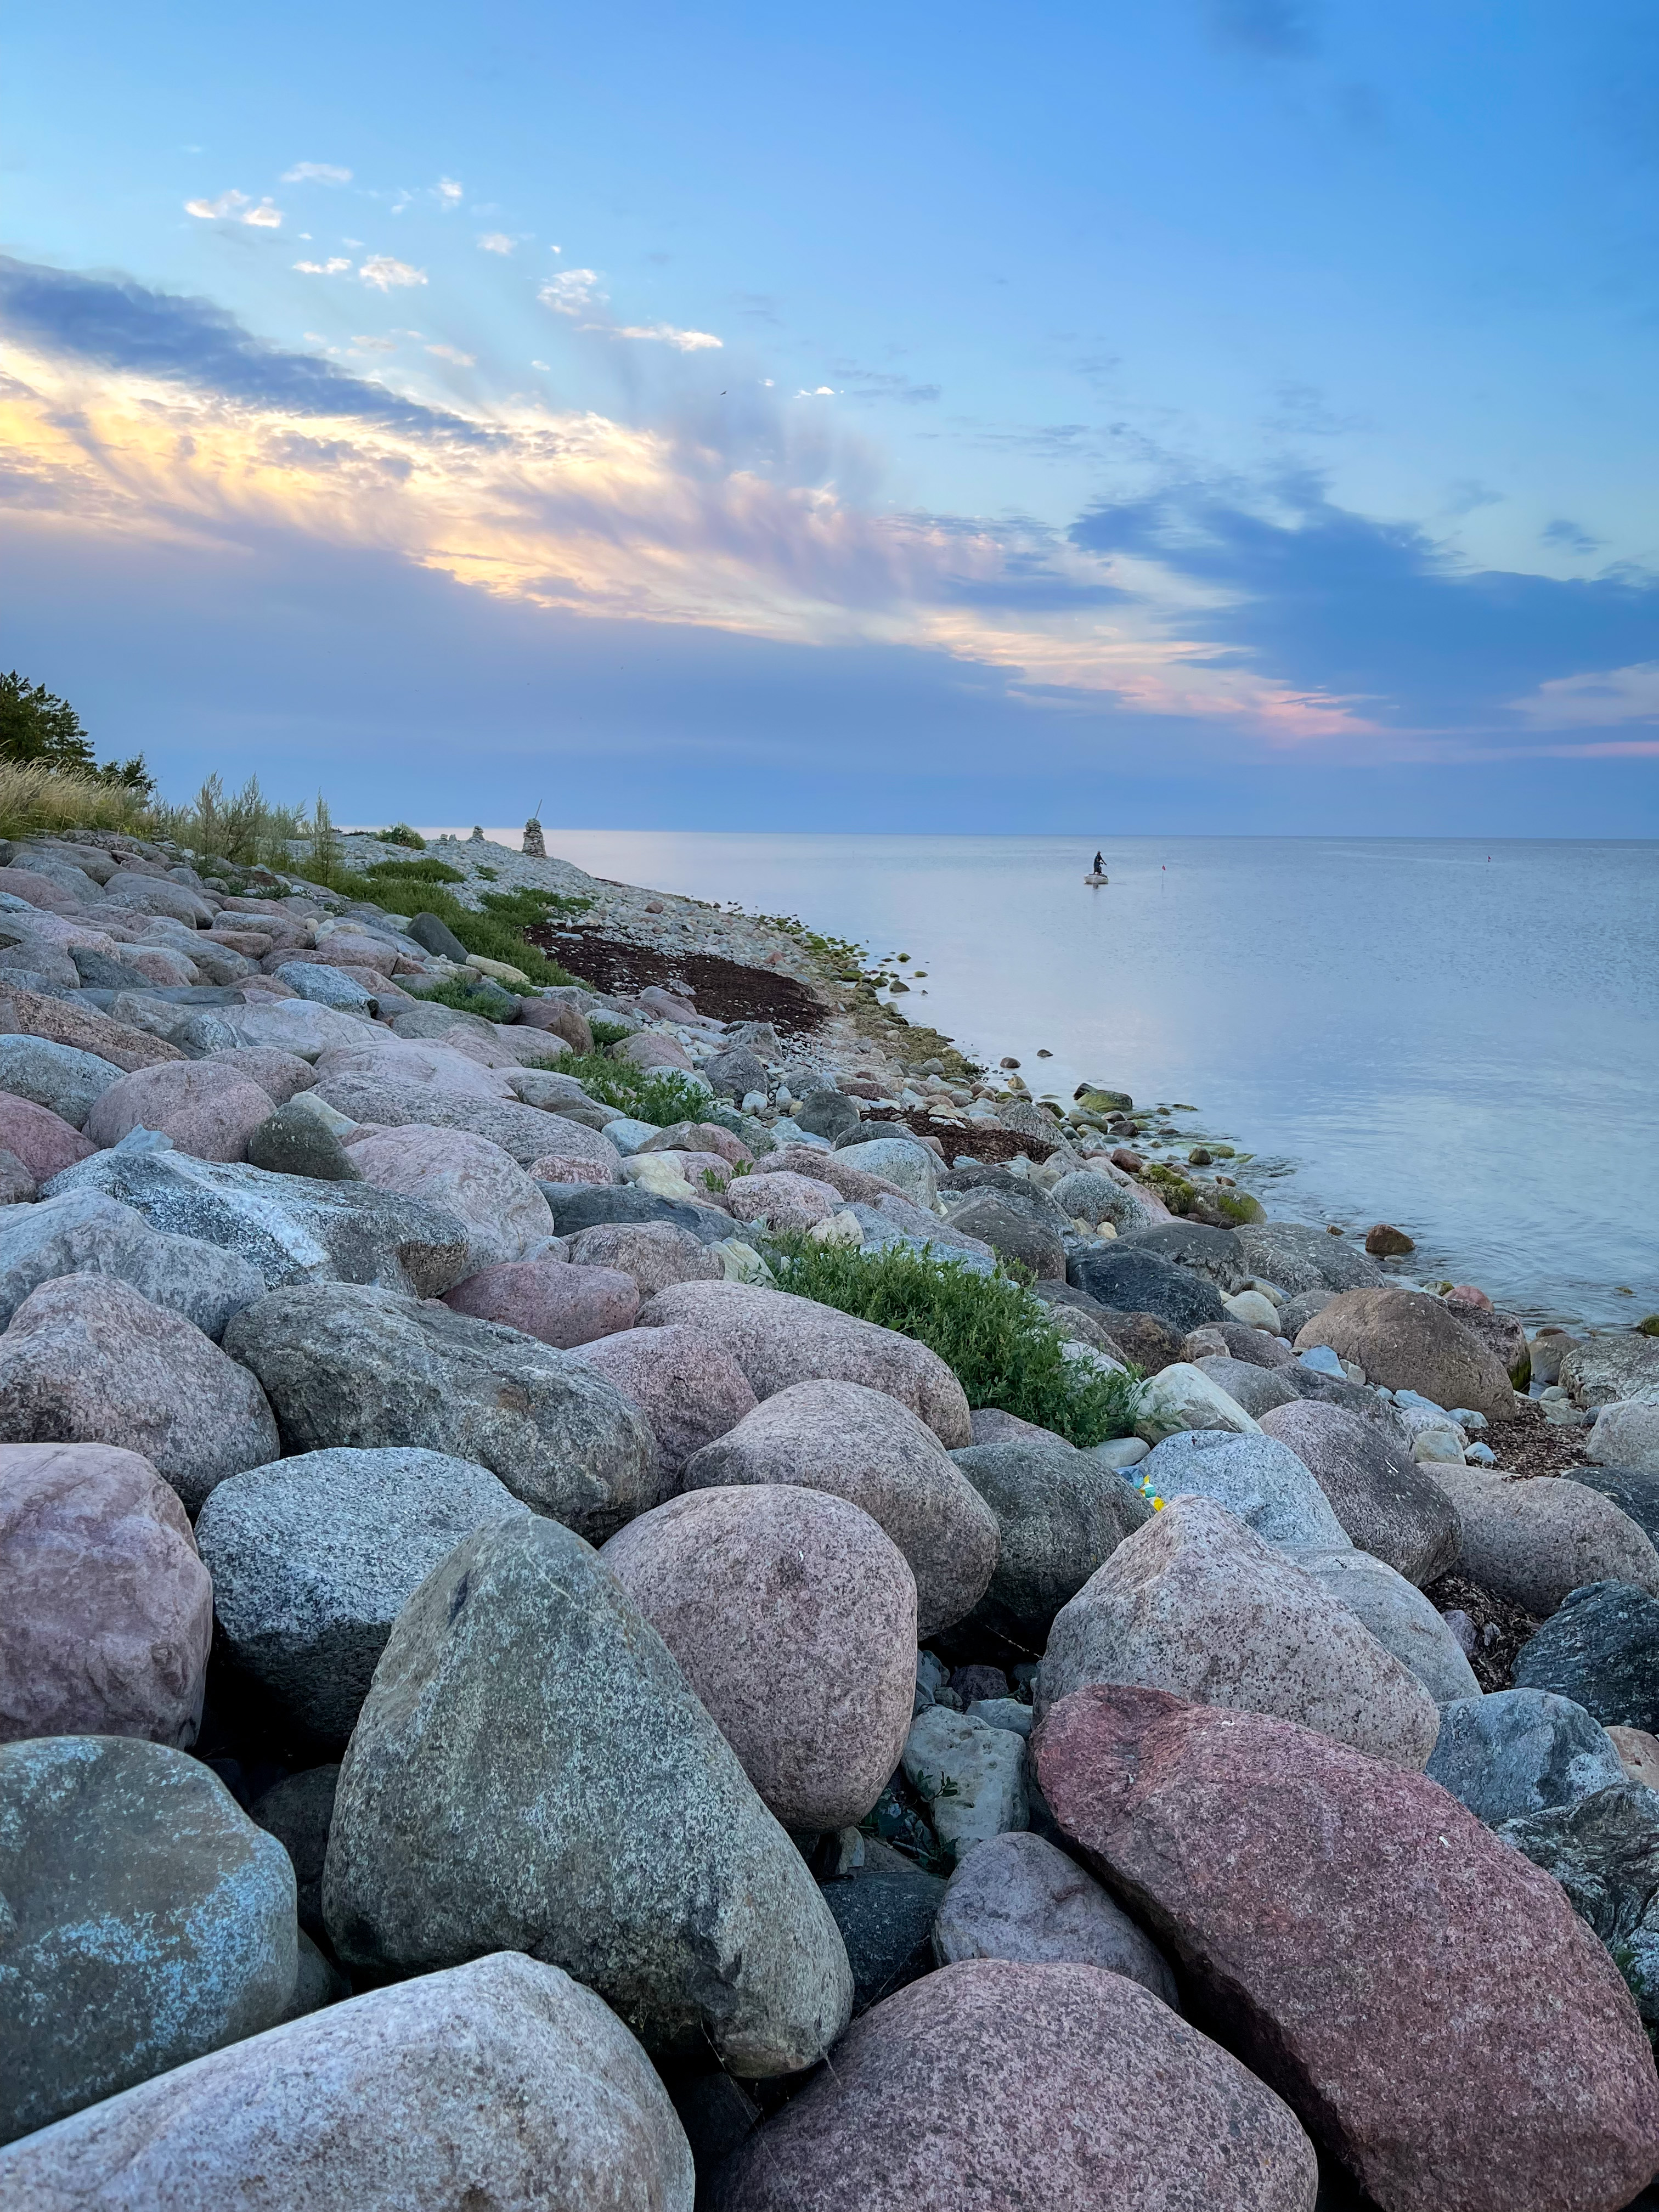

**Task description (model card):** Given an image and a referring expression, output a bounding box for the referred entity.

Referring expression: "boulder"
[829,1136,938,1207]
[340,1125,554,1266]
[1068,1244,1226,1334]
[1119,1219,1249,1291]
[443,1257,639,1346]
[0,1736,296,2145]
[704,1045,770,1100]
[1572,1464,1659,1550]
[682,1380,998,1637]
[174,999,377,1060]
[709,1958,1318,2212]
[1133,1360,1262,1444]
[820,1870,947,2017]
[1560,1334,1659,1410]
[901,1704,1028,1860]
[1048,1166,1159,1234]
[724,1169,839,1232]
[1034,1684,1659,2212]
[1512,1582,1659,1732]
[224,1282,660,1541]
[539,1181,735,1242]
[1193,1354,1300,1418]
[1235,1221,1387,1295]
[83,1061,275,1162]
[568,1324,758,1480]
[602,1487,916,1830]
[1499,1782,1659,2028]
[0,1275,279,1513]
[0,1950,692,2211]
[1259,1400,1462,1585]
[932,1829,1178,2005]
[0,1441,211,1747]
[1432,1469,1659,1616]
[0,1036,125,1129]
[245,1098,363,1181]
[313,1070,626,1173]
[1292,1546,1480,1704]
[1037,1497,1441,1767]
[0,1188,265,1338]
[201,1045,319,1103]
[1587,1399,1659,1476]
[249,1764,338,1941]
[1294,1289,1515,1421]
[101,870,214,925]
[1446,1296,1532,1388]
[324,1512,852,2075]
[1426,1689,1626,1828]
[47,1144,474,1297]
[637,1279,972,1445]
[0,866,87,913]
[195,1446,520,1750]
[567,1220,724,1295]
[0,984,185,1072]
[1136,1426,1350,1549]
[314,1036,517,1098]
[0,1093,94,1182]
[950,1435,1150,1655]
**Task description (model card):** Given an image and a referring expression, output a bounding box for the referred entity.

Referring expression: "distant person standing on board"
[1092,851,1104,876]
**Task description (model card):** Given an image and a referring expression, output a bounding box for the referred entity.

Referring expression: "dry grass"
[0,761,155,842]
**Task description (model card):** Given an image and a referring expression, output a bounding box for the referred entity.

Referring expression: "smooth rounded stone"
[0,866,89,913]
[1196,1353,1301,1418]
[820,1870,947,2017]
[540,1181,733,1243]
[603,1487,917,1830]
[765,1145,909,1205]
[1587,1398,1659,1476]
[901,1704,1028,1860]
[1291,1546,1480,1705]
[313,1069,627,1174]
[1610,1725,1659,1789]
[1433,1468,1659,1616]
[1513,1582,1659,1732]
[517,996,595,1054]
[0,1093,94,1182]
[324,1511,851,2073]
[1294,1288,1515,1423]
[1426,1688,1626,1828]
[567,1219,723,1295]
[791,1087,858,1143]
[245,1098,363,1181]
[1560,1334,1659,1410]
[1137,1427,1348,1549]
[1260,1398,1462,1586]
[0,1735,297,2146]
[1035,1685,1659,2212]
[1446,1296,1532,1388]
[724,1169,839,1232]
[342,1124,554,1267]
[1037,1496,1440,1767]
[314,1036,516,1099]
[201,1045,318,1103]
[1499,1780,1659,2029]
[101,870,214,924]
[47,1144,475,1297]
[703,1043,770,1100]
[1048,1166,1157,1233]
[1235,1221,1387,1296]
[0,1950,694,2212]
[0,1188,266,1338]
[1068,1244,1226,1334]
[827,1135,938,1207]
[571,1324,759,1479]
[1223,1286,1282,1330]
[0,1442,211,1747]
[196,1447,520,1750]
[1573,1464,1659,1550]
[1119,1220,1249,1292]
[682,1380,998,1638]
[1139,1361,1268,1447]
[638,1279,972,1445]
[0,1274,280,1514]
[443,1257,640,1347]
[531,1147,617,1186]
[712,1956,1317,2212]
[1087,1304,1184,1373]
[225,1282,659,1540]
[174,998,374,1060]
[932,1829,1177,2002]
[271,960,377,1011]
[968,1404,1064,1446]
[947,1197,1066,1279]
[1278,1286,1334,1339]
[950,1435,1150,1652]
[249,1765,338,1940]
[83,1062,274,1163]
[616,1029,696,1073]
[0,1036,126,1129]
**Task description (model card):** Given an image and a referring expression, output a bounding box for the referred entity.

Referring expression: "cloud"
[427,343,477,365]
[798,386,837,398]
[1510,662,1659,729]
[1542,517,1602,556]
[477,233,515,255]
[294,258,352,276]
[359,256,427,292]
[283,163,352,185]
[349,335,398,353]
[540,269,604,315]
[605,323,723,351]
[436,177,463,205]
[184,189,283,228]
[833,364,942,405]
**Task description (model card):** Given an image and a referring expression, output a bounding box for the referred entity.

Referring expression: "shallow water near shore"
[436,833,1659,1328]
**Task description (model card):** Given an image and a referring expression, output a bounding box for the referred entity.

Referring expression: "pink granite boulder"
[198,1046,319,1104]
[444,1259,640,1348]
[567,1221,723,1297]
[341,1124,554,1267]
[710,1959,1318,2212]
[614,1031,695,1073]
[517,995,595,1052]
[1034,1684,1659,2212]
[571,1323,758,1479]
[724,1170,841,1232]
[0,1441,211,1746]
[0,1093,95,1182]
[637,1121,754,1166]
[603,1485,917,1830]
[1295,1288,1515,1421]
[83,1061,278,1163]
[0,868,85,914]
[528,1150,617,1186]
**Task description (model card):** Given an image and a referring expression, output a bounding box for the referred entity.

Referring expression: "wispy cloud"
[294,257,352,276]
[359,256,427,292]
[540,269,604,315]
[605,322,723,351]
[1542,517,1602,556]
[477,233,515,255]
[282,162,352,185]
[436,177,463,205]
[184,189,283,229]
[427,342,476,365]
[1510,662,1659,728]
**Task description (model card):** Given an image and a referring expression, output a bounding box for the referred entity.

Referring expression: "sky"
[3,0,1657,832]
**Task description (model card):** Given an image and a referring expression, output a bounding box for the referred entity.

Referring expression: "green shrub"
[399,974,523,1019]
[761,1236,1144,1444]
[374,823,426,849]
[289,855,587,987]
[588,1017,633,1048]
[555,1049,719,1129]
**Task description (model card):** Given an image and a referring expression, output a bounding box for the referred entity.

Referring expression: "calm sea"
[437,834,1659,1328]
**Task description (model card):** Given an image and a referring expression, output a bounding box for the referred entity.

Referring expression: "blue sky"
[4,0,1657,831]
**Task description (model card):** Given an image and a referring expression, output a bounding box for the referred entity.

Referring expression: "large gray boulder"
[1291,1545,1480,1705]
[0,1955,694,2210]
[1036,1496,1441,1768]
[1137,1426,1350,1551]
[323,1513,852,2076]
[681,1380,998,1636]
[196,1447,520,1750]
[1560,1334,1659,1410]
[46,1143,475,1297]
[1066,1245,1225,1334]
[0,1036,125,1128]
[312,1072,625,1174]
[1118,1220,1249,1291]
[0,1188,264,1339]
[1260,1398,1462,1585]
[1498,1782,1659,2028]
[932,1830,1178,2007]
[1427,1689,1627,1829]
[223,1284,659,1542]
[0,1736,297,2145]
[1235,1220,1388,1295]
[949,1436,1150,1655]
[1433,1469,1659,1616]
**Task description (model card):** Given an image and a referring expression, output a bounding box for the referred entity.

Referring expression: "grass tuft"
[0,761,156,841]
[554,1048,720,1128]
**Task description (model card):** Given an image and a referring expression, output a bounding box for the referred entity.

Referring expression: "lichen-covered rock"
[1512,1581,1659,1733]
[901,1704,1029,1861]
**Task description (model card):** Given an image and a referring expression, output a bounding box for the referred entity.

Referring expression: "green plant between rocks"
[588,1017,634,1048]
[761,1233,1144,1445]
[556,1049,719,1128]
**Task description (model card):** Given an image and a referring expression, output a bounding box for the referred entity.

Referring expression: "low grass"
[0,761,155,841]
[287,846,590,988]
[555,1048,723,1128]
[761,1234,1144,1444]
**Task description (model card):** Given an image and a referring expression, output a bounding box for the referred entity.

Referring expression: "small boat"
[1084,869,1109,885]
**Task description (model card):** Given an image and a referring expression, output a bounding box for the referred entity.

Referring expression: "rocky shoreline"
[2,823,1658,2210]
